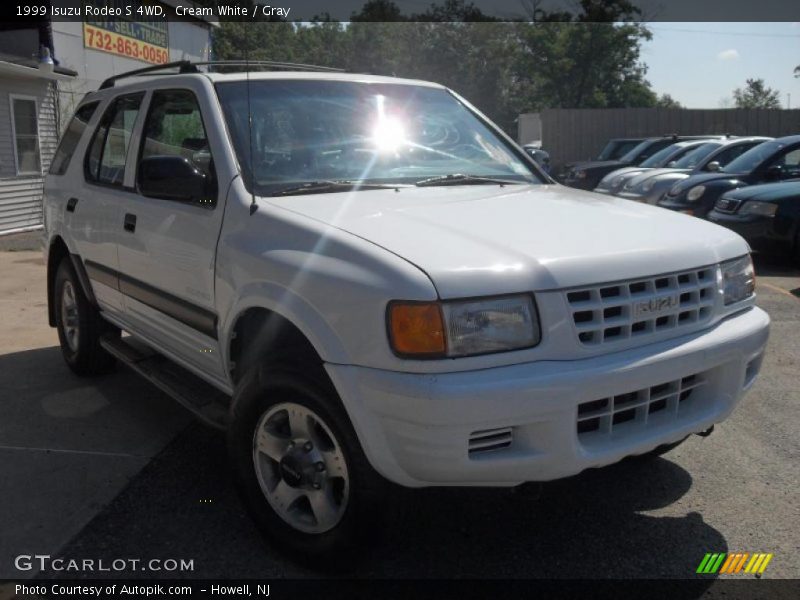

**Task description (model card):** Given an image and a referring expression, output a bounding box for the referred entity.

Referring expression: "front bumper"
[326,307,769,487]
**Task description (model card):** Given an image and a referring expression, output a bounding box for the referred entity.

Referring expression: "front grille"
[565,266,717,346]
[576,372,707,438]
[468,427,513,456]
[715,196,742,214]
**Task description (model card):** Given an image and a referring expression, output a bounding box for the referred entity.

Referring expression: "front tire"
[227,365,391,562]
[54,258,118,376]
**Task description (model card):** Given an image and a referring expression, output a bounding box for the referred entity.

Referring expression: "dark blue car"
[708,181,800,264]
[658,135,800,218]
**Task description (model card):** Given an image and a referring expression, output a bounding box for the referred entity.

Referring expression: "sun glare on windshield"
[371,95,407,153]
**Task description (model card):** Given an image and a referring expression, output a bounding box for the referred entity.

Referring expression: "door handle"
[66,198,78,213]
[123,213,137,232]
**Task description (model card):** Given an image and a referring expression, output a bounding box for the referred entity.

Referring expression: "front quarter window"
[215,80,541,195]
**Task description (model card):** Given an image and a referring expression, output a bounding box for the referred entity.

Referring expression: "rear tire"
[227,364,392,564]
[54,258,118,376]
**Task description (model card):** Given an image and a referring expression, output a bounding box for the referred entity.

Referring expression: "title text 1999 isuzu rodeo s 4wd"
[44,61,769,558]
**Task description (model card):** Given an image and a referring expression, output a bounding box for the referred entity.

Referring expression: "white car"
[43,62,769,557]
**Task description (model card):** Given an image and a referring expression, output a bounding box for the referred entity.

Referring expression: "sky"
[641,22,800,108]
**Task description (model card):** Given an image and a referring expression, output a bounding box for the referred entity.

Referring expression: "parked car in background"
[523,145,551,174]
[561,135,721,190]
[659,135,800,218]
[617,137,772,204]
[593,139,717,196]
[596,137,646,161]
[708,181,800,264]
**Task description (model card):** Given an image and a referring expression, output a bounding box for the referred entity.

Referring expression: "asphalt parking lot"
[0,246,798,581]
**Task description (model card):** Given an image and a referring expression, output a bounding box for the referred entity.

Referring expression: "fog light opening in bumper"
[744,354,764,389]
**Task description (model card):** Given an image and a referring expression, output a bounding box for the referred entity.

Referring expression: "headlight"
[720,255,755,306]
[388,295,540,358]
[612,176,625,187]
[739,201,778,217]
[686,186,705,202]
[575,170,587,180]
[642,179,656,192]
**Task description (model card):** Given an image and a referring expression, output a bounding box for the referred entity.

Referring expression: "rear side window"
[636,140,673,162]
[49,102,98,175]
[138,89,216,188]
[85,93,144,187]
[709,143,756,168]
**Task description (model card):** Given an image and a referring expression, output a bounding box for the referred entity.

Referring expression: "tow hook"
[696,425,715,438]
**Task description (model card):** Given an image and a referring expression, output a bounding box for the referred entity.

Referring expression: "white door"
[114,84,227,383]
[61,93,146,315]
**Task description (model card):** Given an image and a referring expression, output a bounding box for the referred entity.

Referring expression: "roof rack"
[99,60,345,89]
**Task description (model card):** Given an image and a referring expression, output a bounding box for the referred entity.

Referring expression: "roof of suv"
[90,70,444,101]
[202,71,443,87]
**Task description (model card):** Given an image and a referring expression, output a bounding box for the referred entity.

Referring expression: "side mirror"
[706,161,721,172]
[765,165,783,181]
[139,156,213,204]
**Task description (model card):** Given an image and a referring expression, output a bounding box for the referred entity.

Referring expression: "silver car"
[593,139,719,195]
[617,137,772,204]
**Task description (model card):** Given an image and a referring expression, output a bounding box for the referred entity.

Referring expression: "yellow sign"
[83,23,169,65]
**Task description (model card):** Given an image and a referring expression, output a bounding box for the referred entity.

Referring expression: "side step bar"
[100,334,229,430]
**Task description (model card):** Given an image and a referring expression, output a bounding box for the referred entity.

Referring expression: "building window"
[9,95,41,175]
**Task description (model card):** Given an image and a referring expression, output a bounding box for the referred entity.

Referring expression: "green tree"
[512,21,655,110]
[211,0,660,135]
[655,94,683,108]
[732,78,781,109]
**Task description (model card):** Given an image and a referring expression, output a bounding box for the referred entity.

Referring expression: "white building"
[0,1,216,235]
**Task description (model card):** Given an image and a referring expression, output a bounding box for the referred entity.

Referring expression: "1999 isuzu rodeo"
[43,61,770,557]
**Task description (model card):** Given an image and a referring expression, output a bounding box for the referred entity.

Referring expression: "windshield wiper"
[414,173,524,187]
[270,180,403,197]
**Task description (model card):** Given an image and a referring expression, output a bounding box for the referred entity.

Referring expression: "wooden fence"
[528,108,800,170]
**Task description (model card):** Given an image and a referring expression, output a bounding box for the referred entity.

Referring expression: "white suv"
[43,61,769,557]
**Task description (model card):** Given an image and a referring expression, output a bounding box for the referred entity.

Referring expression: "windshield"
[721,140,781,173]
[674,143,721,169]
[618,139,656,163]
[215,80,540,195]
[639,144,682,168]
[597,139,640,161]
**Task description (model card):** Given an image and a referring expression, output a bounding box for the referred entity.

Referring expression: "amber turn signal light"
[387,302,446,356]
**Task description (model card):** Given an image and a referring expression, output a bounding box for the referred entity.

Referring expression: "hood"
[670,171,749,195]
[569,160,629,172]
[628,168,690,188]
[724,180,800,202]
[266,184,749,298]
[597,167,647,188]
[606,167,648,180]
